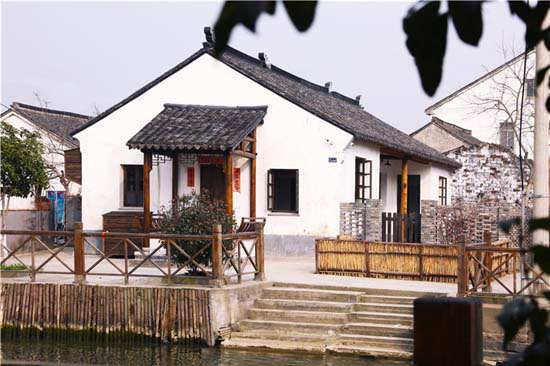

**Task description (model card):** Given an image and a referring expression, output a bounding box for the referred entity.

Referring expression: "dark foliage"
[213,1,550,101]
[498,218,550,366]
[156,190,235,273]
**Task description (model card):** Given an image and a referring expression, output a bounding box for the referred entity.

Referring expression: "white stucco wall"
[379,160,452,212]
[427,52,539,158]
[75,53,356,237]
[0,112,80,210]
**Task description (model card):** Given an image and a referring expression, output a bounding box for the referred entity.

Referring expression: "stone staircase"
[223,283,442,359]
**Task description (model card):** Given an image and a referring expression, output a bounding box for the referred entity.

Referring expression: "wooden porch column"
[250,128,257,217]
[401,158,409,240]
[172,152,179,202]
[225,153,233,216]
[143,151,152,247]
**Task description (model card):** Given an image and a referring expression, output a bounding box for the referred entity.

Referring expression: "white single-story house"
[0,102,88,210]
[71,29,459,254]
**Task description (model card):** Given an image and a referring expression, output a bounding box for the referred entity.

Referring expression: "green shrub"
[157,190,235,274]
[0,263,27,270]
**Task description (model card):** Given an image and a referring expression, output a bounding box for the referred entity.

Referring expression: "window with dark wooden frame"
[438,176,447,206]
[267,169,299,213]
[355,157,372,203]
[123,165,144,207]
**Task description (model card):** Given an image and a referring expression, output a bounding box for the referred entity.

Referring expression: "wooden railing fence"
[456,232,550,297]
[1,218,265,287]
[315,232,511,283]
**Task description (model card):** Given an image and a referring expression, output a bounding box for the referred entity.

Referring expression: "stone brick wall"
[420,200,438,243]
[445,143,528,205]
[339,200,381,241]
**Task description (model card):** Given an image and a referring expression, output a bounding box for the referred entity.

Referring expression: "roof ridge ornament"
[258,52,271,69]
[203,26,215,48]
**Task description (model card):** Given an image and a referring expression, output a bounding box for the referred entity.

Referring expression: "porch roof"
[126,104,267,151]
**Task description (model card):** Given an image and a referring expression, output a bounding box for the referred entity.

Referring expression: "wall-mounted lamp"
[384,160,392,166]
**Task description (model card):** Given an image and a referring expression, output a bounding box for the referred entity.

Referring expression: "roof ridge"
[163,103,268,110]
[12,102,90,120]
[217,46,361,107]
[424,49,535,115]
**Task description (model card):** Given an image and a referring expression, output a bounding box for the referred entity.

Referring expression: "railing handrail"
[1,220,266,287]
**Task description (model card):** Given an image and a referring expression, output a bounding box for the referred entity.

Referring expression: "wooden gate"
[381,212,421,243]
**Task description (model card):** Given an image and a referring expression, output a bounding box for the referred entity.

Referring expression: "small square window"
[267,169,299,213]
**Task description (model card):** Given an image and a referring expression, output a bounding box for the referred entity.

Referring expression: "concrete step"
[271,282,444,298]
[327,344,413,360]
[349,311,413,326]
[248,308,348,324]
[359,294,416,305]
[239,319,341,335]
[229,330,333,343]
[254,298,352,313]
[339,333,413,351]
[223,337,327,353]
[344,322,412,338]
[353,302,413,314]
[262,287,363,303]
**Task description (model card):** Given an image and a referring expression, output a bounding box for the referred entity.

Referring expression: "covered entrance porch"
[126,103,267,246]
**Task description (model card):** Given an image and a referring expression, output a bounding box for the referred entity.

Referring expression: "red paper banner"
[198,155,224,165]
[187,167,195,187]
[233,168,241,192]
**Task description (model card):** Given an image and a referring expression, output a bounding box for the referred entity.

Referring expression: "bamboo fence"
[315,238,511,283]
[0,283,214,345]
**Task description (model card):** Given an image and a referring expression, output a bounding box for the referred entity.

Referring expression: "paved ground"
[1,248,523,296]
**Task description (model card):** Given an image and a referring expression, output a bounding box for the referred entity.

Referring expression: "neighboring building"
[72,29,459,254]
[424,50,549,161]
[412,116,526,206]
[0,102,89,209]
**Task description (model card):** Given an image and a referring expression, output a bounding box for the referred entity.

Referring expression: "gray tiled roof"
[212,47,460,168]
[431,117,483,147]
[9,102,90,146]
[127,104,267,151]
[73,43,459,168]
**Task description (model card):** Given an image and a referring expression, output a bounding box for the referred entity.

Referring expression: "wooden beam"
[401,158,408,241]
[172,153,179,201]
[243,136,255,143]
[225,153,233,216]
[250,128,257,217]
[231,150,256,159]
[143,151,152,247]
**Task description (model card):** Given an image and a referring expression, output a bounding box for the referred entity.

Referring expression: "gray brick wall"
[339,200,381,241]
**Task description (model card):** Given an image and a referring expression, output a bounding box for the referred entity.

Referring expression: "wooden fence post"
[457,234,468,297]
[255,222,265,281]
[483,231,492,292]
[73,222,86,284]
[210,224,224,287]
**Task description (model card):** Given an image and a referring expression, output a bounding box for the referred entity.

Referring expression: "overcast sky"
[1,1,526,132]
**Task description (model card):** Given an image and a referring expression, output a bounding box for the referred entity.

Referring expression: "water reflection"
[1,338,410,366]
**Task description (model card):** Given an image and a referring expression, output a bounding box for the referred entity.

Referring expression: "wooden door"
[200,164,226,201]
[397,175,421,214]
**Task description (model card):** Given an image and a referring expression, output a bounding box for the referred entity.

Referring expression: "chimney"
[356,95,364,109]
[203,26,215,47]
[325,82,333,92]
[258,53,271,69]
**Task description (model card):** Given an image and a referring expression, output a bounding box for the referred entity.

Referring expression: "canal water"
[1,338,410,366]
